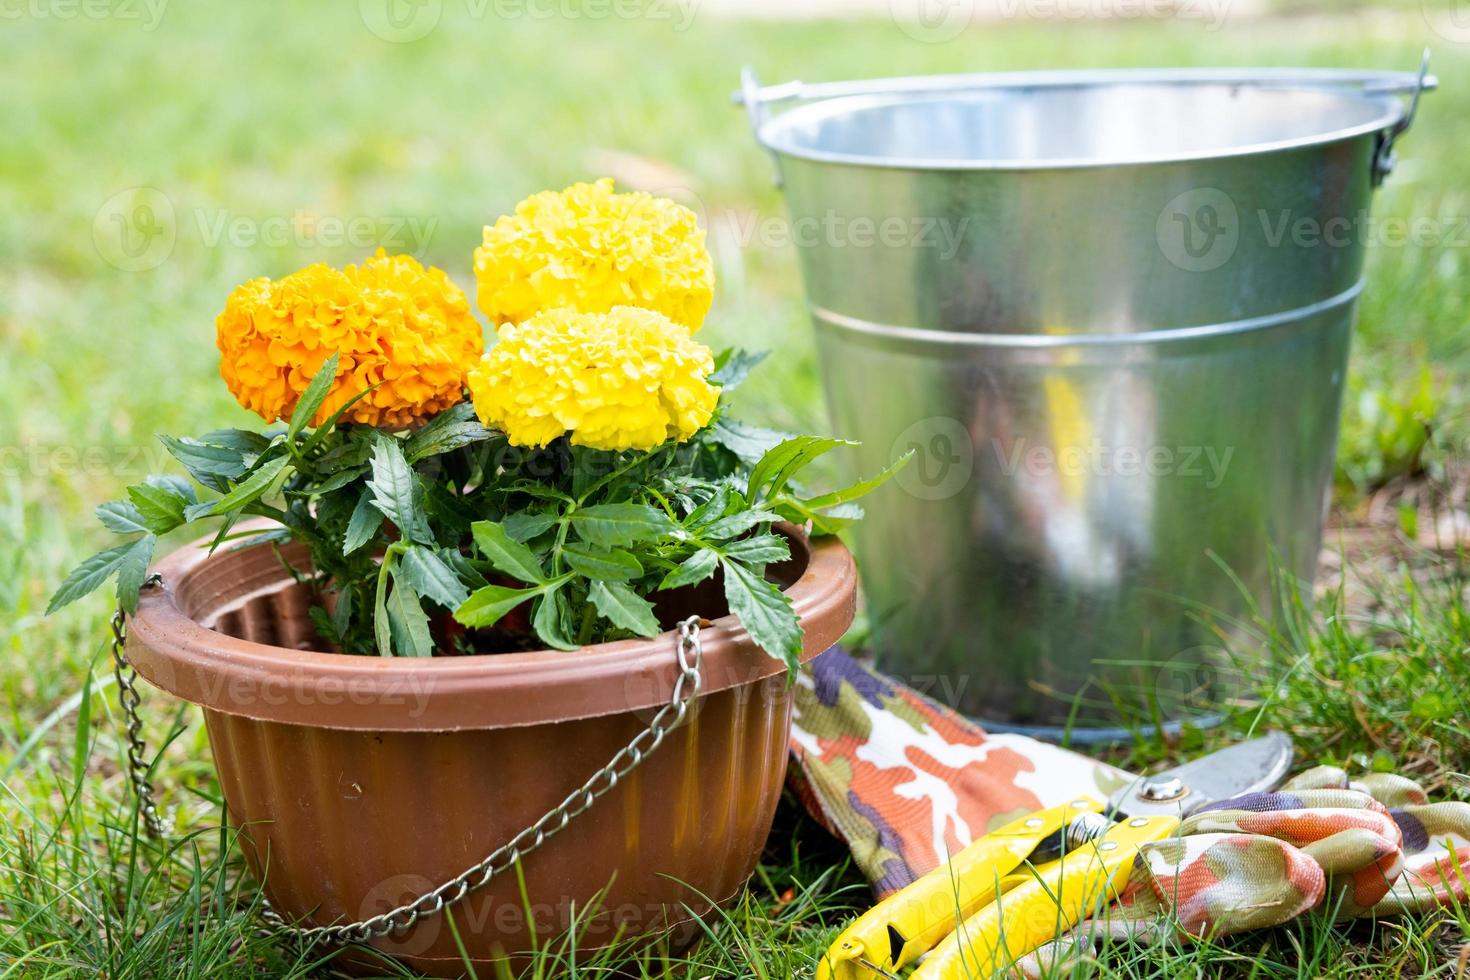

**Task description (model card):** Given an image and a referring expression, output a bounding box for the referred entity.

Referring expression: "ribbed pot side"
[125,529,856,976]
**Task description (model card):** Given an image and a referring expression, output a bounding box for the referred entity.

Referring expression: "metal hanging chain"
[113,592,705,948]
[110,575,166,840]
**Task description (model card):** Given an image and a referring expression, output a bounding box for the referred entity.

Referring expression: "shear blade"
[1108,731,1293,819]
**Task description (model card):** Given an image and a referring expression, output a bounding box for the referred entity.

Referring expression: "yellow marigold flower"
[216,251,485,430]
[474,179,714,333]
[466,306,718,451]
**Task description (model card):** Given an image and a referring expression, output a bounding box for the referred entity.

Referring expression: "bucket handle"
[1372,49,1432,186]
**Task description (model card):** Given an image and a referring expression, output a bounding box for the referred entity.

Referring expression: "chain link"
[111,575,166,839]
[113,592,705,948]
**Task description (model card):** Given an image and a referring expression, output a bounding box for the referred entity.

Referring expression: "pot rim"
[125,524,857,732]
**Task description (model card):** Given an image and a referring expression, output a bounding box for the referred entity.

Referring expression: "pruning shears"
[817,732,1293,980]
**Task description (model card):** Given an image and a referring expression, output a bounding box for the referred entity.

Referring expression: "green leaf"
[455,583,540,629]
[399,545,470,610]
[127,483,188,534]
[209,454,291,516]
[386,573,435,658]
[748,436,855,504]
[471,521,547,584]
[300,385,381,456]
[532,588,579,651]
[701,509,781,541]
[343,488,381,556]
[687,483,732,527]
[367,437,432,545]
[588,580,660,637]
[503,511,559,542]
[331,585,355,642]
[404,403,495,463]
[660,549,719,591]
[569,503,676,549]
[72,666,92,790]
[562,544,643,582]
[198,428,272,454]
[710,348,768,390]
[96,500,149,535]
[159,435,249,488]
[802,450,915,510]
[114,535,157,615]
[48,540,136,614]
[721,558,802,675]
[723,534,791,565]
[712,418,792,466]
[287,351,340,442]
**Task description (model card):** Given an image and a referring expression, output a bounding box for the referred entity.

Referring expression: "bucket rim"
[754,68,1410,173]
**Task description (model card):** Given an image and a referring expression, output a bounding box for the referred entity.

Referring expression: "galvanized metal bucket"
[741,63,1433,737]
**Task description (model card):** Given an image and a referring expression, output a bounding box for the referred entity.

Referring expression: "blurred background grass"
[2,1,1468,975]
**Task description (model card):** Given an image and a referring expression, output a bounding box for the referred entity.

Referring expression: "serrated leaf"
[588,580,660,637]
[127,483,187,534]
[343,488,381,555]
[367,437,432,545]
[399,545,470,610]
[301,385,382,456]
[660,549,719,591]
[48,541,138,614]
[114,535,157,615]
[404,402,495,463]
[562,544,643,582]
[287,351,340,442]
[701,509,782,541]
[710,348,768,390]
[569,503,676,548]
[455,583,540,629]
[723,533,791,565]
[96,500,149,535]
[386,573,434,657]
[143,473,198,503]
[721,558,802,675]
[293,466,367,496]
[471,521,546,584]
[687,483,732,527]
[159,435,249,488]
[209,454,291,516]
[532,588,579,651]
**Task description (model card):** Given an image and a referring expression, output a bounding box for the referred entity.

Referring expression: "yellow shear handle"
[910,815,1180,979]
[815,798,1104,980]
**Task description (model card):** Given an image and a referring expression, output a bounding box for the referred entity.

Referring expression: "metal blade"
[1108,731,1293,819]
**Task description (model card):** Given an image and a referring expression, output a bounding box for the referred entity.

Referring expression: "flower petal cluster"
[474,179,714,333]
[466,306,718,451]
[216,251,484,429]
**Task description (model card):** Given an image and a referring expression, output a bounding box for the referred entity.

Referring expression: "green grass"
[2,2,1469,976]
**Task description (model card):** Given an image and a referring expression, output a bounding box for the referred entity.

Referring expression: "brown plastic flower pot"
[124,525,856,977]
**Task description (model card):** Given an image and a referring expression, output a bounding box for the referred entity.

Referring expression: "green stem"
[374,541,408,657]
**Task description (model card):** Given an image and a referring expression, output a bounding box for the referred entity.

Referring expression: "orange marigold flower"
[216,251,485,430]
[474,179,714,333]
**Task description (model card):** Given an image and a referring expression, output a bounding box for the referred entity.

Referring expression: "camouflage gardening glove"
[1013,767,1470,978]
